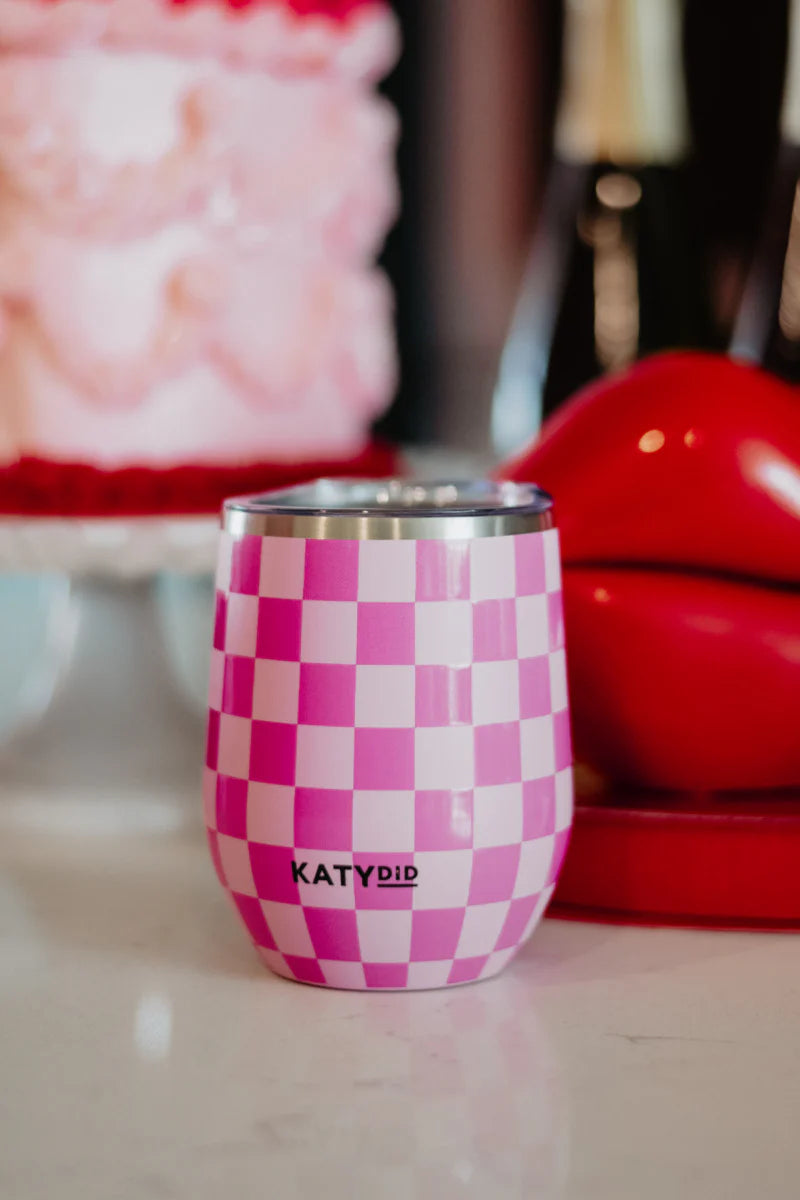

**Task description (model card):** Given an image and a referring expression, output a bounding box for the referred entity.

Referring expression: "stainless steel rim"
[223,478,554,540]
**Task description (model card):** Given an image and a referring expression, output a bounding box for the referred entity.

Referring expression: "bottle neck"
[555,0,690,166]
[783,0,800,145]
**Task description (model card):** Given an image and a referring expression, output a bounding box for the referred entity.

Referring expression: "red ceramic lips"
[500,352,800,791]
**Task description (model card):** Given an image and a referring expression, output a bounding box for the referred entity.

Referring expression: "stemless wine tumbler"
[205,480,573,990]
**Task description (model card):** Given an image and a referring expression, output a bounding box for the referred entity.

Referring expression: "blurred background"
[378,0,792,450]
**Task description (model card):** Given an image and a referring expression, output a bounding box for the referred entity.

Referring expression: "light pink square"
[295,724,355,789]
[249,843,300,903]
[355,665,415,727]
[215,532,233,592]
[230,535,261,595]
[522,778,556,840]
[473,599,517,662]
[257,947,291,979]
[354,728,415,790]
[471,660,520,725]
[352,790,415,852]
[548,591,565,652]
[516,594,549,658]
[233,893,276,949]
[246,783,295,846]
[412,849,473,909]
[208,648,225,711]
[470,536,516,600]
[520,715,556,780]
[221,655,255,718]
[304,907,360,961]
[224,593,259,657]
[543,529,562,592]
[294,851,356,909]
[356,909,413,962]
[256,597,302,661]
[555,768,574,831]
[519,656,552,719]
[294,787,354,850]
[468,844,521,904]
[298,662,356,727]
[353,852,416,909]
[217,713,252,780]
[549,648,569,715]
[554,709,572,771]
[259,535,306,599]
[415,725,474,790]
[303,539,359,601]
[474,722,522,787]
[320,960,367,989]
[407,961,455,989]
[456,901,511,958]
[414,790,473,850]
[514,532,546,595]
[416,540,470,601]
[252,659,300,724]
[472,784,524,848]
[207,829,225,886]
[300,601,358,664]
[217,832,257,897]
[415,601,472,666]
[260,899,315,957]
[415,665,472,727]
[410,908,465,961]
[513,835,555,899]
[358,539,416,601]
[249,719,297,786]
[357,603,415,665]
[494,894,541,950]
[521,886,554,942]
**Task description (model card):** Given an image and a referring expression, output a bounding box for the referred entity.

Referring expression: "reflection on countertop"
[0,793,797,1200]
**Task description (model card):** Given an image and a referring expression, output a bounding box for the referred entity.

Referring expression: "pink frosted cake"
[0,0,399,513]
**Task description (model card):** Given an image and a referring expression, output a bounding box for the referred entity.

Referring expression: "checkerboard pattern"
[205,528,573,989]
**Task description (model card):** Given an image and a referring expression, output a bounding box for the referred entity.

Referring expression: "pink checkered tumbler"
[205,479,573,990]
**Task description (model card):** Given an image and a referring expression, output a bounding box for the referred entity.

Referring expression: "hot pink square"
[216,775,248,838]
[249,843,300,903]
[363,963,409,988]
[354,727,415,790]
[447,956,490,984]
[304,539,359,601]
[416,540,470,600]
[415,666,472,726]
[522,778,557,839]
[468,844,521,904]
[249,720,297,786]
[554,709,572,771]
[304,907,360,961]
[473,599,518,661]
[519,656,551,719]
[354,853,416,909]
[213,591,227,651]
[222,655,255,718]
[233,893,277,949]
[294,788,354,850]
[357,603,415,665]
[410,908,465,961]
[256,598,302,661]
[548,591,565,651]
[298,663,356,727]
[283,955,326,984]
[548,827,571,885]
[494,893,540,950]
[514,533,546,595]
[474,722,522,787]
[230,535,261,595]
[206,709,219,770]
[414,790,473,850]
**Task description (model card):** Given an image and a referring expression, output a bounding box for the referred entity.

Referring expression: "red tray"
[550,779,800,930]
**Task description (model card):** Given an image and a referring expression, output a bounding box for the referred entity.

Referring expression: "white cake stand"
[0,516,219,832]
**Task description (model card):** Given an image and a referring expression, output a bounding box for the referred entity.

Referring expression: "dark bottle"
[492,0,716,457]
[731,0,800,381]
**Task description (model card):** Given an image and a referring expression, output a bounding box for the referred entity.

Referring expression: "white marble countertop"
[0,792,798,1200]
